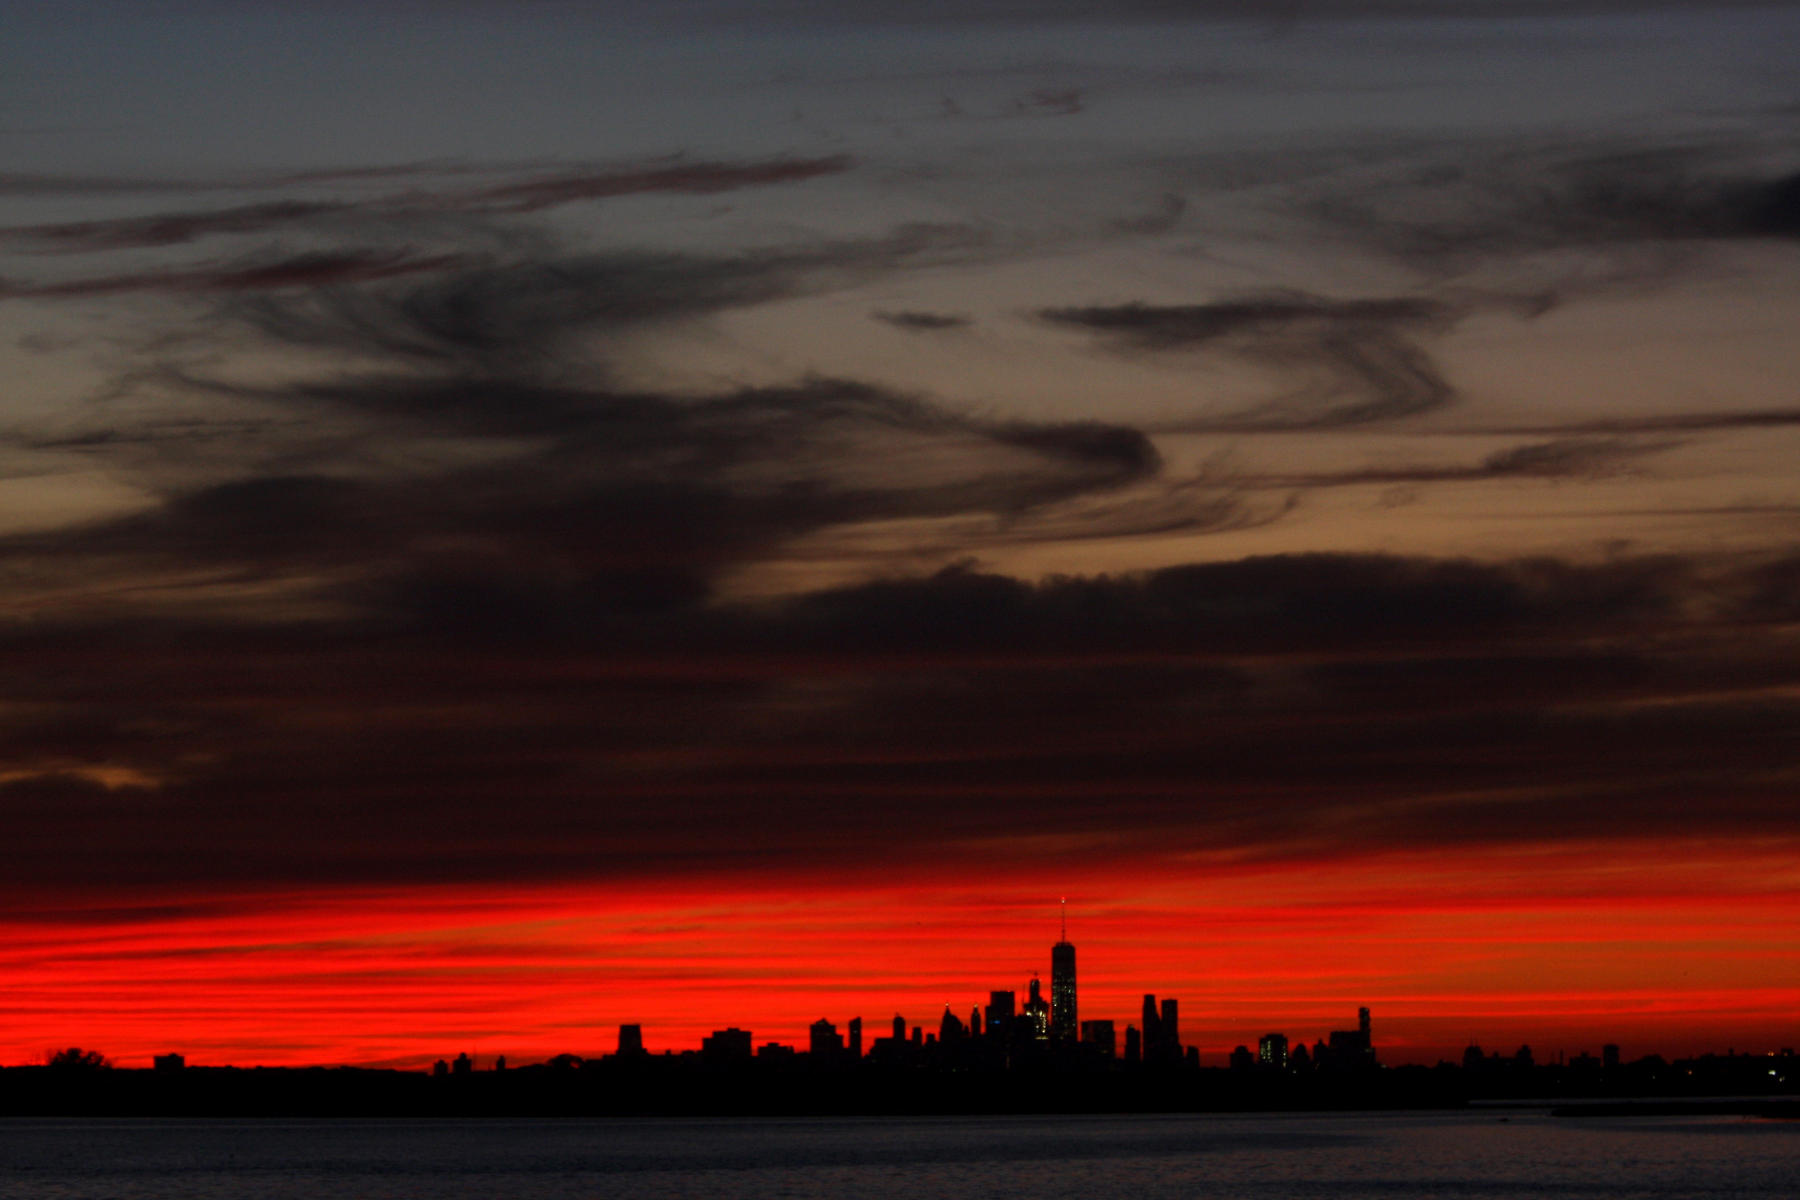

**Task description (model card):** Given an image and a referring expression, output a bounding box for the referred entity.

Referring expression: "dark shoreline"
[5,1061,1796,1119]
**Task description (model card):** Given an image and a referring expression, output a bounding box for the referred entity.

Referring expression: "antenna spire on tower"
[1060,896,1067,941]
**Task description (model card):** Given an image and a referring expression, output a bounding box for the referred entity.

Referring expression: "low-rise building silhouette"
[1322,1007,1377,1069]
[809,1019,843,1060]
[702,1028,753,1063]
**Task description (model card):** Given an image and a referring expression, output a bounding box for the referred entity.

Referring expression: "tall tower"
[1051,899,1077,1044]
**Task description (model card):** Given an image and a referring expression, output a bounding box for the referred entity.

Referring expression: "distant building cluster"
[592,929,1144,1074]
[426,922,1390,1076]
[1230,1006,1377,1074]
[101,920,1796,1097]
[723,926,1220,1073]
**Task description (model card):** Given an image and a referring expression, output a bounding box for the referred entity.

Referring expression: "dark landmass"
[3,1050,1793,1118]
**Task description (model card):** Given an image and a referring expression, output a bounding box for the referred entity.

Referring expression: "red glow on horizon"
[5,837,1798,1071]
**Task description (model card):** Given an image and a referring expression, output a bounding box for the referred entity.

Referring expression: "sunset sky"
[2,0,1798,1069]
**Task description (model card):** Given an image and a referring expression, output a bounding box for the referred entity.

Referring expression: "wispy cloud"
[2,200,347,252]
[873,309,974,331]
[0,155,855,253]
[1312,146,1800,275]
[227,223,985,369]
[0,250,465,298]
[1040,293,1459,429]
[1482,408,1800,437]
[462,155,854,213]
[1233,437,1673,491]
[5,364,1162,628]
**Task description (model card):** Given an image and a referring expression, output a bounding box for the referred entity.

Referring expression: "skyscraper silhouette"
[1051,903,1077,1045]
[1140,994,1180,1063]
[1023,975,1050,1041]
[986,990,1015,1038]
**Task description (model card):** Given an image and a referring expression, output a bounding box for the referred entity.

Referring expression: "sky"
[1,0,1798,1069]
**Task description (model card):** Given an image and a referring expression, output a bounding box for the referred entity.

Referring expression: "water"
[2,1110,1797,1199]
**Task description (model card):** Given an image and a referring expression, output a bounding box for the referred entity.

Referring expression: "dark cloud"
[1235,436,1670,490]
[232,253,801,365]
[769,552,1691,654]
[8,104,1798,916]
[0,250,465,299]
[1316,148,1800,273]
[873,309,973,331]
[1486,408,1800,437]
[231,224,984,368]
[9,209,1727,916]
[1551,158,1800,243]
[1015,88,1084,117]
[0,173,201,196]
[1040,294,1459,428]
[1112,193,1187,236]
[934,86,1088,122]
[0,165,472,198]
[4,547,1799,903]
[2,201,349,253]
[465,155,854,214]
[1040,296,1446,347]
[4,374,1160,633]
[1,204,1137,647]
[0,156,856,252]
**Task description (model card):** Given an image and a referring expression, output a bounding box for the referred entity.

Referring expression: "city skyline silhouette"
[3,1,1798,1082]
[10,917,1793,1077]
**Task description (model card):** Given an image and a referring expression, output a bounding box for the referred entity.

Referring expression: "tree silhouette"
[45,1047,111,1070]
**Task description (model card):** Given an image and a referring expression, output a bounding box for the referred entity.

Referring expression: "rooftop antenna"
[1060,896,1067,942]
